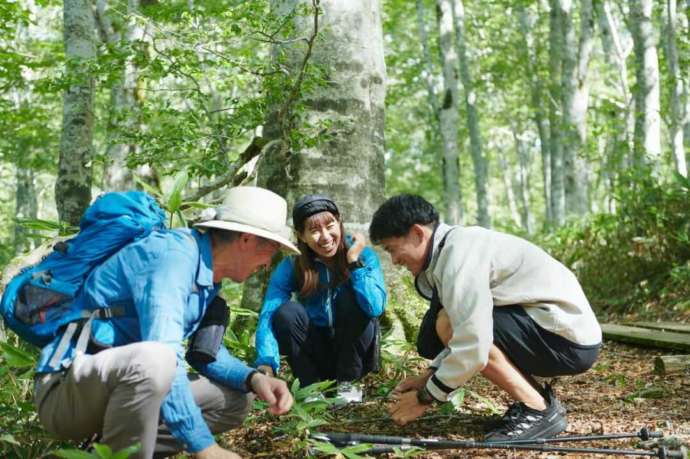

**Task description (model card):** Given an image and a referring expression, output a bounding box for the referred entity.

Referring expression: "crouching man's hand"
[193,443,241,459]
[388,390,431,426]
[392,369,433,396]
[249,371,293,415]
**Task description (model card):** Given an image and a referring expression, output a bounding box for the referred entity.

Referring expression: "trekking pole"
[487,427,663,445]
[311,432,686,458]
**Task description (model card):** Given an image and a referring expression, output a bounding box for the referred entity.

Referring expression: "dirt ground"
[224,341,690,458]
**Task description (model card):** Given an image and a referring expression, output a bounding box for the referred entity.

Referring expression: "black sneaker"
[484,401,523,431]
[484,385,567,442]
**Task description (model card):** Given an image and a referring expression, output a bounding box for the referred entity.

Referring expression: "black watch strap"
[348,258,365,271]
[416,385,435,405]
[245,369,259,393]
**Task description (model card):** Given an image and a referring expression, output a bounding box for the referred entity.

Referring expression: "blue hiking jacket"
[35,229,252,453]
[255,237,387,372]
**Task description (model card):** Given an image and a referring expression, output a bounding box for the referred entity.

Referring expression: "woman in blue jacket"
[255,195,387,402]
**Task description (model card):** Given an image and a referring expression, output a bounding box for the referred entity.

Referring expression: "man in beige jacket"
[369,194,601,441]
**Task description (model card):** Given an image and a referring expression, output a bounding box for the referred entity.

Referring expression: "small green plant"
[0,335,62,458]
[52,443,141,459]
[273,379,337,436]
[136,170,210,228]
[308,439,375,459]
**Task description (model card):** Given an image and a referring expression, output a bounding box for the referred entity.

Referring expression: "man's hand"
[250,372,293,415]
[347,232,367,264]
[392,369,433,396]
[388,390,431,426]
[257,365,275,377]
[193,443,241,459]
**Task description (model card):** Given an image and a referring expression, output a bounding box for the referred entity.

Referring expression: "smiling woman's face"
[299,211,342,259]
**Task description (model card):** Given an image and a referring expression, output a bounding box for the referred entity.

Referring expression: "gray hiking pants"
[34,342,252,458]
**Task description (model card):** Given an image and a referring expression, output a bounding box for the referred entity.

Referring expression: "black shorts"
[418,304,600,377]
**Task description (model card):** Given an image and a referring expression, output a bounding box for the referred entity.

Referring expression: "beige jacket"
[419,224,602,402]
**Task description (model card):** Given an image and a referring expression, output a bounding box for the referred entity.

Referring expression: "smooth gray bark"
[596,0,635,173]
[497,148,522,228]
[436,0,463,224]
[415,0,443,171]
[519,8,552,225]
[15,167,38,254]
[560,0,594,216]
[630,0,662,170]
[416,0,439,116]
[452,0,489,228]
[242,0,387,312]
[97,0,140,190]
[55,0,96,225]
[548,0,565,226]
[664,0,687,177]
[513,129,534,234]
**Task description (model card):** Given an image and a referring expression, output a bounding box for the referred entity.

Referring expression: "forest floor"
[224,341,690,458]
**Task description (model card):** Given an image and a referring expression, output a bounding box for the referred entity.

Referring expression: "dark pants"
[272,288,378,386]
[418,304,599,378]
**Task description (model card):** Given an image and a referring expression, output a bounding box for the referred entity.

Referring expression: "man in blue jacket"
[33,187,298,459]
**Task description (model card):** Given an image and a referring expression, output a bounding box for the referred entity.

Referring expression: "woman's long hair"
[294,211,350,298]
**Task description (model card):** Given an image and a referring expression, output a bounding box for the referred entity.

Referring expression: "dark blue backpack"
[0,191,166,349]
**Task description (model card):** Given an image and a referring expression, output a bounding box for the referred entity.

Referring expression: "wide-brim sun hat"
[195,186,299,254]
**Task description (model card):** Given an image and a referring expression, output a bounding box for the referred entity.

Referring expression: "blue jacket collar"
[192,229,214,287]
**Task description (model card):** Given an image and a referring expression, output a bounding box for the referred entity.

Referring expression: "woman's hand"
[347,232,367,264]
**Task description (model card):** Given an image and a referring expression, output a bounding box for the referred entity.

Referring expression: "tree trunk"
[415,0,443,178]
[452,0,489,228]
[664,0,688,177]
[513,129,534,234]
[595,0,635,178]
[560,0,593,217]
[14,167,38,254]
[436,0,463,224]
[55,0,96,225]
[519,8,552,226]
[630,0,662,171]
[497,147,521,228]
[548,0,565,226]
[241,0,387,313]
[416,0,439,117]
[97,0,139,190]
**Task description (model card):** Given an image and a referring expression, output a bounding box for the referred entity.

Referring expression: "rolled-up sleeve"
[425,239,494,403]
[129,247,215,453]
[255,258,295,372]
[349,246,387,318]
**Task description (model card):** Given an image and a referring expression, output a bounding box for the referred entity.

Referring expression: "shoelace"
[502,402,524,422]
[496,404,545,436]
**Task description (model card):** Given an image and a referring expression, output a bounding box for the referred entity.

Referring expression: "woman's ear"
[296,231,305,243]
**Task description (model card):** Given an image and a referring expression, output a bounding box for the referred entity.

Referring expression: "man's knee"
[207,391,253,434]
[127,342,177,395]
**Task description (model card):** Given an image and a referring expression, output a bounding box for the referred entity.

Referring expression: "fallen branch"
[654,355,690,375]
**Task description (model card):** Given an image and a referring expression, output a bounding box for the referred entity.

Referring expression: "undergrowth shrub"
[541,173,690,319]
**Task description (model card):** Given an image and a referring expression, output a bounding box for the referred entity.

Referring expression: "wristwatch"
[416,385,435,405]
[348,258,365,271]
[245,369,260,393]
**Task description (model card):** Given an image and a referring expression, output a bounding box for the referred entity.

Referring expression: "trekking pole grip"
[640,427,663,440]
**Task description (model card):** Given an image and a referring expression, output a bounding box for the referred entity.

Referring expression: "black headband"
[292,194,339,229]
